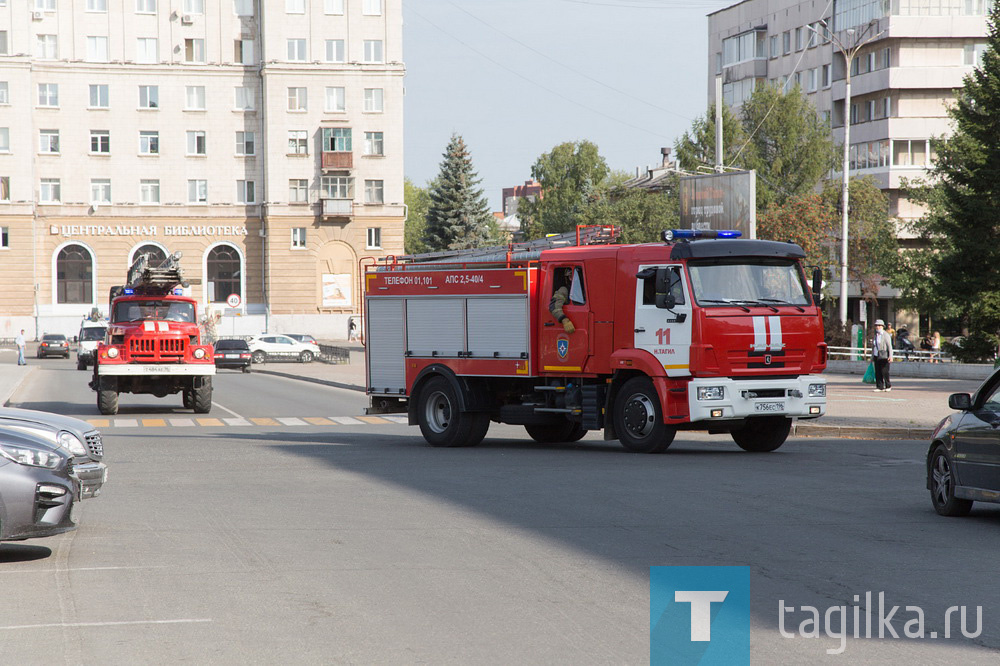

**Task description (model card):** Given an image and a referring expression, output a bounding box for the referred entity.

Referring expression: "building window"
[235,39,254,64]
[288,87,307,111]
[57,245,93,304]
[187,131,206,155]
[234,86,255,110]
[965,42,987,66]
[89,84,109,108]
[289,179,308,202]
[325,39,345,63]
[86,36,109,62]
[185,39,205,63]
[364,132,384,156]
[807,68,818,92]
[782,31,791,55]
[822,64,832,88]
[882,47,891,68]
[39,129,60,154]
[139,85,159,108]
[0,128,8,152]
[136,0,156,13]
[770,35,778,58]
[365,180,384,205]
[188,179,208,203]
[850,103,859,124]
[206,245,241,303]
[291,227,306,248]
[363,0,382,14]
[325,86,345,112]
[366,227,381,249]
[136,37,158,63]
[0,226,8,248]
[87,0,107,10]
[364,88,384,112]
[234,0,253,16]
[40,178,61,203]
[139,131,159,155]
[363,40,384,63]
[287,38,306,61]
[36,35,58,60]
[90,179,111,204]
[186,86,206,110]
[35,0,56,9]
[892,139,931,167]
[133,244,166,264]
[184,0,204,13]
[236,131,255,156]
[287,0,305,12]
[0,81,8,104]
[0,31,6,57]
[322,175,353,198]
[0,177,9,202]
[323,127,352,152]
[326,0,345,14]
[288,130,309,154]
[140,179,160,203]
[38,83,59,108]
[90,130,111,154]
[237,180,255,204]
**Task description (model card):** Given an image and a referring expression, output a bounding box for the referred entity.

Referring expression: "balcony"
[322,198,353,219]
[322,151,353,170]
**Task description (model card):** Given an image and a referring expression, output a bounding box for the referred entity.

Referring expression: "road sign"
[226,293,242,308]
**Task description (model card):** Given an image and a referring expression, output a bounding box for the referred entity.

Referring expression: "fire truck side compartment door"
[634,265,692,377]
[406,298,464,357]
[467,297,528,358]
[367,298,406,393]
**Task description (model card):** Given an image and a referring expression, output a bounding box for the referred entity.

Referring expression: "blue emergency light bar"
[662,229,742,242]
[123,288,134,295]
[173,288,184,295]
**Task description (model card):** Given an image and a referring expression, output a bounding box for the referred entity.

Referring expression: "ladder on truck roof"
[112,251,190,299]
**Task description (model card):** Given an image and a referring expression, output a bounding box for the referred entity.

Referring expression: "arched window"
[132,244,166,266]
[57,244,93,304]
[206,244,241,303]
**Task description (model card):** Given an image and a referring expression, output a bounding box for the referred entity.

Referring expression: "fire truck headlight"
[193,348,206,359]
[697,386,725,401]
[808,383,827,398]
[106,347,119,359]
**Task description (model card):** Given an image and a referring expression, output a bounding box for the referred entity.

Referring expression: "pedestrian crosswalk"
[85,415,410,429]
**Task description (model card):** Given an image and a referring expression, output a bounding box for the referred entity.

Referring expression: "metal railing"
[828,346,950,363]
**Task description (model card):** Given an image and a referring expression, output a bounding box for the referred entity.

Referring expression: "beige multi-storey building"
[0,0,404,339]
[708,0,990,323]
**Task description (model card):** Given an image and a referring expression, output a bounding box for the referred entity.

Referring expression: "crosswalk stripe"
[142,419,166,427]
[85,415,412,429]
[114,419,138,428]
[87,419,110,428]
[382,415,409,424]
[250,417,279,426]
[277,417,307,426]
[357,416,390,424]
[304,417,334,426]
[330,416,362,425]
[195,418,225,427]
[169,418,196,427]
[223,418,252,427]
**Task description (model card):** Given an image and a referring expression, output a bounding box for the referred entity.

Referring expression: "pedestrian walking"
[931,331,941,363]
[871,319,893,391]
[14,328,26,366]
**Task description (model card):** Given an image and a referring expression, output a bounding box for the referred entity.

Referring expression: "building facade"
[0,0,404,340]
[707,0,990,323]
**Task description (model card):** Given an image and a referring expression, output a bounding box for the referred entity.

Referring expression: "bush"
[942,331,998,363]
[823,312,853,347]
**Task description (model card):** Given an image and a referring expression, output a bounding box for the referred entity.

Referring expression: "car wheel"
[251,351,266,364]
[299,350,314,363]
[613,377,675,453]
[242,365,251,373]
[525,421,588,443]
[930,446,973,517]
[731,416,792,452]
[416,376,489,447]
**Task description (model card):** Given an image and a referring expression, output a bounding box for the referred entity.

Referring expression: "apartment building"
[708,0,990,322]
[0,0,404,339]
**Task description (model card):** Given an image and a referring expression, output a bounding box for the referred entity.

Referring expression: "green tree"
[673,103,747,173]
[579,181,679,244]
[756,193,833,270]
[424,134,494,251]
[520,140,609,239]
[403,178,432,255]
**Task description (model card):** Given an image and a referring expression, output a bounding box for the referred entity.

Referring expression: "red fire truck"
[364,227,827,453]
[90,251,215,415]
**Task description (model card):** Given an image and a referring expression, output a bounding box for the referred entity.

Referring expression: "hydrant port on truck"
[90,251,215,415]
[364,227,828,453]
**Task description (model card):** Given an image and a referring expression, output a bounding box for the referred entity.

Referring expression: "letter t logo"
[675,590,729,641]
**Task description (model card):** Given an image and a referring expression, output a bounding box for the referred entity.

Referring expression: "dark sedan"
[928,369,1000,516]
[214,339,252,372]
[37,333,70,359]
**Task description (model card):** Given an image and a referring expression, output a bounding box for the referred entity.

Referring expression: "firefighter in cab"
[549,267,577,334]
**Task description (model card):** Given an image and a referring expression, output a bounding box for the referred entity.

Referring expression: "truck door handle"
[634,327,645,333]
[544,322,555,327]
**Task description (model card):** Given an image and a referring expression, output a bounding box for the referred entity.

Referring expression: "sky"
[402,0,735,211]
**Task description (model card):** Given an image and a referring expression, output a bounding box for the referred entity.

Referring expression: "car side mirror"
[949,393,973,410]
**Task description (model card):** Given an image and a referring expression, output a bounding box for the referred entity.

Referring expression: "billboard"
[679,170,756,238]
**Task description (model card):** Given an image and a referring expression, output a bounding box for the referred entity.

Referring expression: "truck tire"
[97,378,119,415]
[525,421,587,444]
[614,376,675,453]
[731,416,791,452]
[77,358,87,371]
[182,389,193,409]
[192,379,212,414]
[417,376,489,447]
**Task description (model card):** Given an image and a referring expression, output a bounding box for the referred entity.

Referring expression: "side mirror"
[811,267,822,306]
[948,393,973,410]
[654,268,676,309]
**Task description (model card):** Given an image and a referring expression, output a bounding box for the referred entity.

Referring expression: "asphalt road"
[3,357,1000,664]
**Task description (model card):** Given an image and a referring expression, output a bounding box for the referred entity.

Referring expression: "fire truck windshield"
[687,258,811,307]
[112,300,195,323]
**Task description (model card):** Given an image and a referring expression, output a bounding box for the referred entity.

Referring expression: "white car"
[248,334,316,363]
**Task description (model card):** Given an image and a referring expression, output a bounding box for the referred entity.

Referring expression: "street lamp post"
[812,20,883,325]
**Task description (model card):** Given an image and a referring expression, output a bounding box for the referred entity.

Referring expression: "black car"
[928,369,1000,515]
[214,339,252,372]
[37,333,70,358]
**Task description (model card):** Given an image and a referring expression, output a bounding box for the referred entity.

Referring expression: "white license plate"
[225,354,239,358]
[755,402,784,412]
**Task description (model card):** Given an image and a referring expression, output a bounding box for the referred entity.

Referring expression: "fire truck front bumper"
[96,364,216,376]
[687,376,826,422]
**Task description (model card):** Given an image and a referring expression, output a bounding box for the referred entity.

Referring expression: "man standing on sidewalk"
[872,319,893,392]
[14,329,26,366]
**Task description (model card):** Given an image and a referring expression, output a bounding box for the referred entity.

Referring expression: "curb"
[793,423,933,441]
[1,366,36,407]
[252,367,365,393]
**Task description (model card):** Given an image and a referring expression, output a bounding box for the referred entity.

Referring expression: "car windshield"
[216,340,248,350]
[43,335,66,341]
[80,328,106,341]
[687,258,811,306]
[112,300,195,323]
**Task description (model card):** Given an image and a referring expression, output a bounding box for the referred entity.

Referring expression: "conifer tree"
[423,134,494,251]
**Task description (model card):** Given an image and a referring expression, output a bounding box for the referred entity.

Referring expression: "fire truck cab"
[365,228,827,453]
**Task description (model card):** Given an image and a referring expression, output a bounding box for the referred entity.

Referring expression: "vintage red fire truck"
[364,227,827,453]
[90,251,215,415]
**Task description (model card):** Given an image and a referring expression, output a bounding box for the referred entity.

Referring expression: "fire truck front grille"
[128,337,187,361]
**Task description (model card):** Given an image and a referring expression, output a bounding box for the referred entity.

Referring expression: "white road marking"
[169,418,196,426]
[213,401,244,419]
[113,418,138,428]
[382,415,409,424]
[277,417,307,426]
[0,566,171,575]
[331,416,363,425]
[0,619,212,630]
[223,417,252,427]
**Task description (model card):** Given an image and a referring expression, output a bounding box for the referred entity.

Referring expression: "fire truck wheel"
[192,381,213,414]
[77,358,87,371]
[97,387,119,416]
[182,389,193,409]
[525,421,587,444]
[614,377,675,453]
[731,416,791,452]
[417,376,489,447]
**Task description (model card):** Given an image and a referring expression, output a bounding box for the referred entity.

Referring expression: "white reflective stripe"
[752,316,767,351]
[158,321,169,332]
[143,321,155,332]
[768,315,782,351]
